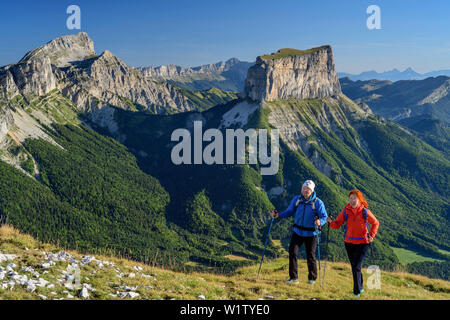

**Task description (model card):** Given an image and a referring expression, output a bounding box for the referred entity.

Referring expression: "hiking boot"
[286,278,299,284]
[308,280,315,285]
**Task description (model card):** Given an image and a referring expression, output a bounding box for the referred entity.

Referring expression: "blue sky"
[1,0,449,73]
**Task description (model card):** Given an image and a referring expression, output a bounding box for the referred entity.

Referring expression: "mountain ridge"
[339,67,450,81]
[138,57,254,91]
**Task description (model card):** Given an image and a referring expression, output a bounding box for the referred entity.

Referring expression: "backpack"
[343,207,368,240]
[292,197,321,232]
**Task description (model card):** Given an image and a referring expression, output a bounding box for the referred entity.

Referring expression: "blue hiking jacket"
[278,192,328,237]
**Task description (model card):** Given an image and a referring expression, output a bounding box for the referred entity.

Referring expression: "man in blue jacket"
[272,180,328,284]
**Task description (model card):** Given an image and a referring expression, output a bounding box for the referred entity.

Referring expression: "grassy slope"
[392,247,444,265]
[177,87,239,112]
[1,225,448,300]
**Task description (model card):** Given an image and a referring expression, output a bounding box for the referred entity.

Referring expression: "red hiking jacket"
[330,203,379,244]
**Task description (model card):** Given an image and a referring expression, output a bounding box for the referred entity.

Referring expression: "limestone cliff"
[244,46,341,101]
[0,56,57,99]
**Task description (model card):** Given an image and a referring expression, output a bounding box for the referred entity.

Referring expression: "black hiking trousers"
[345,242,370,295]
[288,232,317,281]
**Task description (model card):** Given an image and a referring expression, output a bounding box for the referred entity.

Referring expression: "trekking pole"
[370,242,375,266]
[321,218,331,289]
[314,216,321,285]
[257,216,274,279]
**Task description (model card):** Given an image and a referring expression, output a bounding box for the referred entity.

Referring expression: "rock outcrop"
[244,46,341,101]
[19,32,95,67]
[0,56,57,99]
[56,48,197,114]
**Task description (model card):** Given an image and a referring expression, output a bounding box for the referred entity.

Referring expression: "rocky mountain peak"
[99,50,115,59]
[244,45,341,101]
[19,32,95,67]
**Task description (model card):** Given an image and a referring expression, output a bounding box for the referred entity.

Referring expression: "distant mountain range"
[339,68,450,82]
[340,76,450,154]
[137,58,254,92]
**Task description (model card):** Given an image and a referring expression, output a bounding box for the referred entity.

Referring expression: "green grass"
[260,46,328,60]
[1,224,448,300]
[392,247,444,265]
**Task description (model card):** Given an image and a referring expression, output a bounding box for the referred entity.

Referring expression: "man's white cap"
[302,180,315,192]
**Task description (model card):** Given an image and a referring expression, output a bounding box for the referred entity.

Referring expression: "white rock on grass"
[198,294,206,300]
[41,262,55,269]
[6,263,16,272]
[64,282,75,290]
[26,283,36,292]
[0,254,17,262]
[82,283,94,291]
[21,266,34,273]
[37,278,49,287]
[119,285,137,292]
[80,287,90,299]
[81,256,96,265]
[118,291,139,299]
[44,251,74,263]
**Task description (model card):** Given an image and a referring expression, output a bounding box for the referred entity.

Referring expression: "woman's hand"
[368,235,374,243]
[315,219,321,226]
[271,209,279,218]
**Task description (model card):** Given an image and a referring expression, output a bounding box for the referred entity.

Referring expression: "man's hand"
[315,219,321,226]
[326,217,333,223]
[368,235,374,243]
[271,209,279,218]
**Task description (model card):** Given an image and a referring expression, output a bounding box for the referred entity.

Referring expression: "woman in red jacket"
[327,190,379,297]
